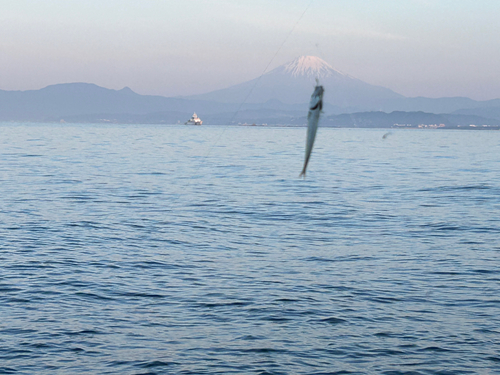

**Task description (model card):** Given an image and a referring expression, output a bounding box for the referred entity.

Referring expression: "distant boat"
[185,112,202,125]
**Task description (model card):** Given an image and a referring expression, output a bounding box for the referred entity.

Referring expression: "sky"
[1,0,500,100]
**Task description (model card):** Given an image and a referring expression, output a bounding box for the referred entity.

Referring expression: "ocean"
[1,123,499,374]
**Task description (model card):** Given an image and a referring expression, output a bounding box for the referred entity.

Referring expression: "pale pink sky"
[1,0,500,100]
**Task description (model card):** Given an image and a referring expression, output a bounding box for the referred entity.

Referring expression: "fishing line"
[167,1,315,233]
[315,43,326,66]
[195,0,315,166]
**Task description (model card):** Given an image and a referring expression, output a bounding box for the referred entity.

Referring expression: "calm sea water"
[1,123,499,374]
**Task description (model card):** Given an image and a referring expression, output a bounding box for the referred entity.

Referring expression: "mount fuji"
[186,56,404,111]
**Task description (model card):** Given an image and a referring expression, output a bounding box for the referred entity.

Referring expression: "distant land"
[1,56,500,129]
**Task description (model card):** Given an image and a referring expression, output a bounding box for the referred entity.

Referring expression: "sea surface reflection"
[1,124,499,374]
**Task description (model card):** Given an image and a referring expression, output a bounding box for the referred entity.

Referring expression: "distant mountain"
[452,105,500,121]
[187,56,403,110]
[0,82,319,123]
[381,97,480,114]
[187,56,500,115]
[2,58,500,126]
[0,83,244,122]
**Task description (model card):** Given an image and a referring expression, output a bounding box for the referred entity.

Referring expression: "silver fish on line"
[300,84,324,177]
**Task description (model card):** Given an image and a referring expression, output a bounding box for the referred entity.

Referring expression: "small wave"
[74,292,115,301]
[419,184,492,192]
[62,195,94,201]
[114,291,166,299]
[473,269,497,274]
[0,367,17,374]
[0,328,37,335]
[309,371,355,375]
[69,347,85,353]
[304,256,337,263]
[197,301,251,308]
[136,172,167,176]
[430,271,462,276]
[368,297,400,304]
[22,342,52,349]
[63,329,105,336]
[418,346,451,352]
[419,223,463,231]
[369,348,406,356]
[275,298,300,302]
[473,328,500,335]
[132,260,187,269]
[317,317,347,325]
[237,335,263,341]
[135,360,175,368]
[261,316,292,322]
[243,347,288,354]
[0,286,23,293]
[374,332,395,337]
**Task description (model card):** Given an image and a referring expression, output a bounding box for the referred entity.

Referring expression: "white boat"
[185,112,202,125]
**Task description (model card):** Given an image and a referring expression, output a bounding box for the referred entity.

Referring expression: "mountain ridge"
[185,55,403,108]
[185,56,500,115]
[2,55,500,124]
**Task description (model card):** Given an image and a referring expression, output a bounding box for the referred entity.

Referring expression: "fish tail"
[300,156,310,178]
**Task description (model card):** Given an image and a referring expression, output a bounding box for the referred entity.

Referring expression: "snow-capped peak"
[283,56,344,78]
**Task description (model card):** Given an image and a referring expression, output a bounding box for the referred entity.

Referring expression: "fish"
[300,84,324,177]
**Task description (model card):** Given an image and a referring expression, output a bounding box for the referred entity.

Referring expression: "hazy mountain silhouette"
[0,82,312,122]
[0,83,242,122]
[1,56,500,125]
[185,56,500,114]
[451,104,500,120]
[186,56,403,109]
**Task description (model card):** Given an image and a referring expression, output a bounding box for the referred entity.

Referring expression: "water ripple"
[1,125,499,374]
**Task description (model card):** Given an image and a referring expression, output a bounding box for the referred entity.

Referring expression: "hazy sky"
[2,0,500,100]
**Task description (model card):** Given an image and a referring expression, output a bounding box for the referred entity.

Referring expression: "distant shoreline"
[2,121,499,130]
